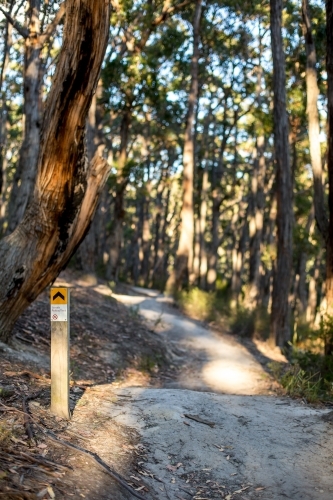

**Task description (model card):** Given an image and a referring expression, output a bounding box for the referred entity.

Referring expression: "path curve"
[114,287,272,395]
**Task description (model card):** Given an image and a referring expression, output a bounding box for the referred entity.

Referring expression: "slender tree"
[167,0,202,291]
[269,0,293,347]
[325,0,333,353]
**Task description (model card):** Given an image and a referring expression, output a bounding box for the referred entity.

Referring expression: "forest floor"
[0,271,333,500]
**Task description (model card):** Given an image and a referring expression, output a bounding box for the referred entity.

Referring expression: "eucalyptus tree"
[269,0,293,347]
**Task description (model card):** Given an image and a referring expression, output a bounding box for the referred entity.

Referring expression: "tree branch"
[152,0,192,27]
[0,6,28,38]
[39,2,66,46]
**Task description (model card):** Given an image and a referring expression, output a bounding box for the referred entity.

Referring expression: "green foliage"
[280,365,324,403]
[176,288,215,321]
[269,348,333,403]
[176,287,270,339]
[319,315,333,352]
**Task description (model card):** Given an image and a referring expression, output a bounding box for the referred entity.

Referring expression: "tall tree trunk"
[106,104,132,281]
[302,0,328,237]
[325,0,333,354]
[0,0,110,342]
[269,0,293,347]
[77,86,105,274]
[6,1,66,233]
[248,135,266,307]
[7,1,42,233]
[167,0,202,292]
[248,53,266,308]
[0,3,13,229]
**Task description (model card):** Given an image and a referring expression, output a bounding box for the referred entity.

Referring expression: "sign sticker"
[51,304,67,321]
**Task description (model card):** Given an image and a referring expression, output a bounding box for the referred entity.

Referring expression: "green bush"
[176,288,215,321]
[280,365,323,403]
[270,349,333,403]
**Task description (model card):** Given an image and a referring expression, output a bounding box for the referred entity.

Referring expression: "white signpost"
[50,287,70,419]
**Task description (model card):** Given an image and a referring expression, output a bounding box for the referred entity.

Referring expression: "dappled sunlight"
[201,361,260,394]
[116,290,273,395]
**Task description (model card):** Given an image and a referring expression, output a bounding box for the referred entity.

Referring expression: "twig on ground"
[22,392,42,446]
[184,414,215,428]
[42,428,150,500]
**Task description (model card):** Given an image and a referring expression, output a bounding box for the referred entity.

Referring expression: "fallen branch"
[42,429,149,500]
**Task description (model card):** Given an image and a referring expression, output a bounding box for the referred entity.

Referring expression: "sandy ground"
[95,286,333,500]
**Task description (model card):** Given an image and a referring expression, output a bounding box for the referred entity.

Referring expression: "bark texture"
[0,0,110,341]
[269,0,293,346]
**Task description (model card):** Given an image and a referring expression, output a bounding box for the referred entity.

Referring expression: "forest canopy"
[0,0,332,354]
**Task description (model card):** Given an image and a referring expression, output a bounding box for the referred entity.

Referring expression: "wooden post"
[50,287,70,419]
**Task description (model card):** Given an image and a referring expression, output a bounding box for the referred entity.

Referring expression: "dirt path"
[114,287,275,395]
[100,286,333,500]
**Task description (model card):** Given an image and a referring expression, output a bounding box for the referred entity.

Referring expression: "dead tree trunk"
[269,0,293,347]
[0,0,110,342]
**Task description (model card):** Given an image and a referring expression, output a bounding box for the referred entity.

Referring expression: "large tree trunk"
[0,0,110,342]
[269,0,293,347]
[167,0,202,292]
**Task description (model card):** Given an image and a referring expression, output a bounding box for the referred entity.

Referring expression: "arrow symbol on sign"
[53,291,65,301]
